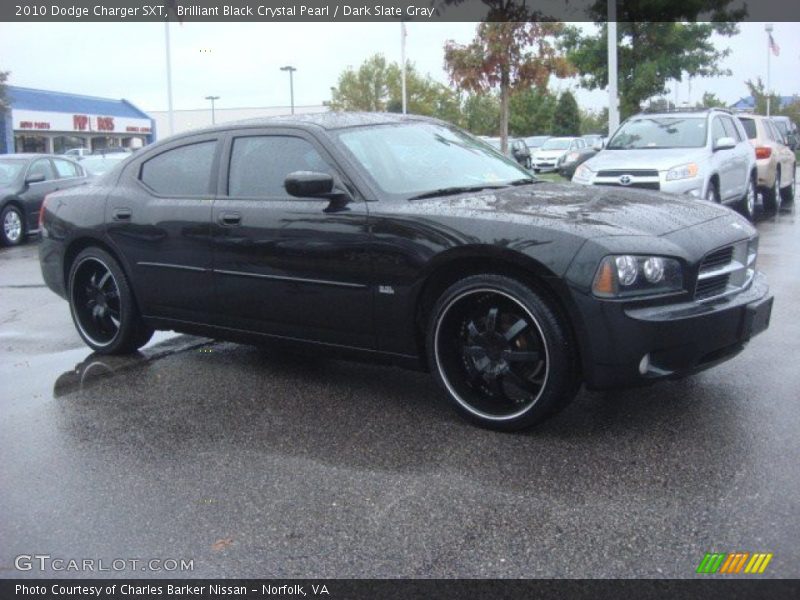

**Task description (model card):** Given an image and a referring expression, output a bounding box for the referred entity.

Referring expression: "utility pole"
[280,65,297,115]
[401,22,407,114]
[205,95,220,125]
[607,1,619,135]
[164,22,175,136]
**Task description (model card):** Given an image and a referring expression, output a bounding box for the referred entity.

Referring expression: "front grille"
[597,169,659,178]
[597,181,661,191]
[694,240,755,302]
[695,274,730,300]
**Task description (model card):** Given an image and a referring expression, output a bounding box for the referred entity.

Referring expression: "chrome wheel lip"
[69,257,122,348]
[433,287,550,422]
[3,209,22,242]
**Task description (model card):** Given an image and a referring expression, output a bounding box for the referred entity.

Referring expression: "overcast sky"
[0,21,798,113]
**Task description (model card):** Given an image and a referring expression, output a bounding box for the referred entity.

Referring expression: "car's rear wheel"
[763,167,781,213]
[427,274,578,431]
[68,247,154,354]
[738,175,757,221]
[1,204,25,246]
[780,166,796,205]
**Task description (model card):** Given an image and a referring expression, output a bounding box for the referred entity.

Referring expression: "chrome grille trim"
[695,239,756,302]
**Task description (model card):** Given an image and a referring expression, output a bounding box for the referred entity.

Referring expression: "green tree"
[444,22,572,153]
[508,87,557,136]
[563,15,740,118]
[696,91,727,109]
[329,54,461,124]
[462,92,500,136]
[551,91,580,136]
[744,78,782,116]
[580,107,608,136]
[0,70,10,113]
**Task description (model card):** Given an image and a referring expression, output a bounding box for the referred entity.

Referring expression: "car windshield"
[541,139,571,150]
[0,159,27,185]
[335,122,531,198]
[608,117,707,149]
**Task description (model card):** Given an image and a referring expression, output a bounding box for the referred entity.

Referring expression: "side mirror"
[285,171,352,212]
[25,173,46,185]
[285,171,334,197]
[713,136,736,151]
[592,141,604,151]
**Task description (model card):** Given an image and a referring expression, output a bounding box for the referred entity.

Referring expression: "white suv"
[572,109,758,220]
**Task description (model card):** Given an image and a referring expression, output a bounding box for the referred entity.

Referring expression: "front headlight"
[572,163,593,182]
[665,162,699,181]
[592,255,684,298]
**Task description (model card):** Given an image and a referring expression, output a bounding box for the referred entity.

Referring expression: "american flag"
[768,33,780,57]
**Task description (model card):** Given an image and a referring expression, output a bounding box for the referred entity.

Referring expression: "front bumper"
[575,272,773,389]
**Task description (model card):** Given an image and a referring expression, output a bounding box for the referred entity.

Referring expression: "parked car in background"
[770,115,798,151]
[79,153,130,177]
[1,154,87,246]
[736,114,796,211]
[480,136,531,168]
[581,134,605,149]
[557,143,599,179]
[524,136,550,152]
[38,112,772,431]
[573,108,758,219]
[532,137,586,172]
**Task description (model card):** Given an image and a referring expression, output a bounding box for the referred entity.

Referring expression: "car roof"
[1,153,52,160]
[180,111,439,138]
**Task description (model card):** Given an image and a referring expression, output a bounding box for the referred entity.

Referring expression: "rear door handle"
[218,212,242,226]
[112,208,132,221]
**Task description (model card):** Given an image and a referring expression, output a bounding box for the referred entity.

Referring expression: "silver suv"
[572,108,758,220]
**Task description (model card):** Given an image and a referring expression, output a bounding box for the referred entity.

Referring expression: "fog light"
[639,353,650,375]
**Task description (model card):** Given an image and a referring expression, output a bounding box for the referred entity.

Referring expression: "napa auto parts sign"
[12,109,152,134]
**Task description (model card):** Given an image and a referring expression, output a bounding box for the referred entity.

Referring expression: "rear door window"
[738,118,757,140]
[140,140,217,196]
[53,158,82,179]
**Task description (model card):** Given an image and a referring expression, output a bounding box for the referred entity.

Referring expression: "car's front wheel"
[427,274,578,431]
[68,247,154,354]
[1,204,25,246]
[763,167,781,213]
[780,166,796,205]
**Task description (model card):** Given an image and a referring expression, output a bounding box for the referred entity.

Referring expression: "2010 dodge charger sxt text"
[38,113,774,430]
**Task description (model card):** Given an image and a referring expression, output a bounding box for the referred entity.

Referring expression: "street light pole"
[164,22,175,136]
[280,66,297,115]
[205,95,220,125]
[607,1,619,136]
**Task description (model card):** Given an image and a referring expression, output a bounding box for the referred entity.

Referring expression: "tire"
[1,204,25,246]
[67,247,154,355]
[426,274,579,431]
[762,167,781,213]
[737,174,757,221]
[780,166,796,205]
[704,179,719,203]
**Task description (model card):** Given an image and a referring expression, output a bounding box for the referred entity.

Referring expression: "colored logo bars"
[696,552,773,574]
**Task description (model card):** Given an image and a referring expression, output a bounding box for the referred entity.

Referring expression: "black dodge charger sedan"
[38,113,773,430]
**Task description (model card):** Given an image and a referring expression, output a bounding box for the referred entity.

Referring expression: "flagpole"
[165,21,175,136]
[765,23,772,117]
[607,1,619,135]
[401,22,407,114]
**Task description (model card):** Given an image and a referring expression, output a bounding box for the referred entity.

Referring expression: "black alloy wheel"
[69,247,153,354]
[780,166,796,205]
[428,274,578,430]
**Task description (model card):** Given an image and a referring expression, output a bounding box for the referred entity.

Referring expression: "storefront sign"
[12,109,152,135]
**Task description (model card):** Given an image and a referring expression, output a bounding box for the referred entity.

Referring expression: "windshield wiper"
[507,177,539,186]
[408,184,508,201]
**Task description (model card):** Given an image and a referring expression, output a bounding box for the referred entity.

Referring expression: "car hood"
[534,149,567,159]
[586,148,706,171]
[400,182,731,239]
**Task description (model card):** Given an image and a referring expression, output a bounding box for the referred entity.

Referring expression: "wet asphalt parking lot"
[1,190,799,579]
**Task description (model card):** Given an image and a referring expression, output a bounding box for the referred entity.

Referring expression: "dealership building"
[1,86,156,154]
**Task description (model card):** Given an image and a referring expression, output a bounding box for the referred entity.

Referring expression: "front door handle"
[218,212,242,226]
[112,208,132,221]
